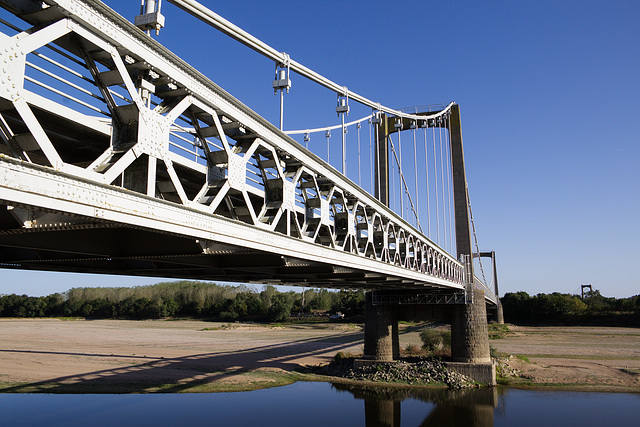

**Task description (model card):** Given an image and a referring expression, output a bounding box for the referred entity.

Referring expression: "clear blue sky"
[1,0,638,298]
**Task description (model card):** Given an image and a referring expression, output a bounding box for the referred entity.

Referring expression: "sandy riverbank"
[0,319,638,393]
[491,325,640,392]
[0,318,363,393]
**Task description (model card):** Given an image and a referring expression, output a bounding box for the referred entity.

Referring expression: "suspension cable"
[412,124,419,227]
[388,135,423,233]
[439,118,447,251]
[285,114,371,135]
[357,122,361,186]
[397,125,404,217]
[432,120,440,245]
[424,126,431,237]
[375,119,381,202]
[325,129,331,163]
[341,115,346,175]
[369,118,373,194]
[167,0,454,123]
[467,184,487,285]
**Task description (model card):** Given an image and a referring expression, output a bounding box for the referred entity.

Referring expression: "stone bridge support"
[363,292,399,361]
[451,290,491,363]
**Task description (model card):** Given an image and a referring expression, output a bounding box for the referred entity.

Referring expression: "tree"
[260,285,277,314]
[331,290,365,317]
[268,293,294,322]
[44,293,65,316]
[420,328,441,352]
[160,298,179,317]
[583,289,615,313]
[530,293,586,320]
[308,289,332,311]
[501,291,532,322]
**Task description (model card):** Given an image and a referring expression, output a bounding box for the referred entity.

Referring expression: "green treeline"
[3,282,638,325]
[0,281,365,322]
[501,290,640,325]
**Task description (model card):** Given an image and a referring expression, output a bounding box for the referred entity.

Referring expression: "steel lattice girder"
[371,291,467,305]
[0,0,496,302]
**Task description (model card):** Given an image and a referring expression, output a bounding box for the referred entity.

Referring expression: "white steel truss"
[0,0,496,302]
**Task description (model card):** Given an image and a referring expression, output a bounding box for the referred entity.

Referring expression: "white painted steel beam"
[0,156,463,290]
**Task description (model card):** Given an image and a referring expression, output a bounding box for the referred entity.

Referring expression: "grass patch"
[199,324,234,331]
[517,329,640,338]
[285,318,328,324]
[403,343,422,356]
[489,345,501,358]
[334,351,355,361]
[488,323,511,339]
[496,376,513,386]
[515,355,530,363]
[398,321,421,326]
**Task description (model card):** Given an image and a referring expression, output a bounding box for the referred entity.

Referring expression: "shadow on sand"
[0,331,363,393]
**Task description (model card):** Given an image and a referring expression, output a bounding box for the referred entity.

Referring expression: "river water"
[1,382,638,426]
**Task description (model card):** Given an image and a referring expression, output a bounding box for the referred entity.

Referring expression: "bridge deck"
[0,0,496,304]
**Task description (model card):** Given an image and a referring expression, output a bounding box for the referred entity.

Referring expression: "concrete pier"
[451,290,491,363]
[496,303,504,324]
[363,292,399,361]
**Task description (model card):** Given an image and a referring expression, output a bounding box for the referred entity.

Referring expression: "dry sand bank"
[0,319,363,392]
[490,325,640,391]
[0,319,638,392]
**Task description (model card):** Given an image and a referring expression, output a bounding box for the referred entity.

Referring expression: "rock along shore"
[316,357,475,390]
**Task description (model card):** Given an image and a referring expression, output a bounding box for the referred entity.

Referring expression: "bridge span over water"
[0,0,501,377]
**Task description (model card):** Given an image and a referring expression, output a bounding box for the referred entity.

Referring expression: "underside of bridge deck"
[0,202,453,290]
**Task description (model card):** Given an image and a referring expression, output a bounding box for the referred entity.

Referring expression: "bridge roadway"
[0,0,496,306]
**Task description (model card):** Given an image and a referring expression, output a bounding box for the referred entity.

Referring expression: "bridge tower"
[448,104,491,364]
[364,104,492,374]
[477,250,504,324]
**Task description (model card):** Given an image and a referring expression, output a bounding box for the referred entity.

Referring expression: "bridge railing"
[474,275,497,305]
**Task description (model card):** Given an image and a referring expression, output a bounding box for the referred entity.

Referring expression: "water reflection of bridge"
[334,384,498,427]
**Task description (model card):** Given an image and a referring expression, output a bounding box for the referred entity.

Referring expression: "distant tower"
[581,284,593,299]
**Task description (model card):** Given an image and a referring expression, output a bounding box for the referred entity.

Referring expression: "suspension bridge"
[0,0,501,380]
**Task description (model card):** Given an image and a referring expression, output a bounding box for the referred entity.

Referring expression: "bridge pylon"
[476,250,504,325]
[363,104,494,383]
[448,104,491,364]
